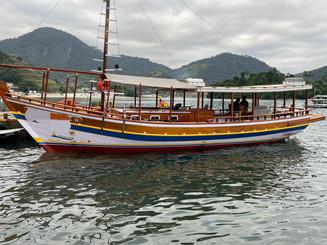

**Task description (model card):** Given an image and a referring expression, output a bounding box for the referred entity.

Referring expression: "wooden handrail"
[7,93,311,125]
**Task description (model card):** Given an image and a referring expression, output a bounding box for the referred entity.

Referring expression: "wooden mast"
[101,0,111,110]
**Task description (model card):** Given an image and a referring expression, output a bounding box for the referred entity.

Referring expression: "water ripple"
[0,110,327,244]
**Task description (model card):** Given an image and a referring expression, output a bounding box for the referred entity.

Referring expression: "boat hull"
[14,111,307,153]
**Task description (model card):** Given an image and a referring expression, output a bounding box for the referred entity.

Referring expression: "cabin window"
[150,115,160,121]
[170,115,179,121]
[130,115,140,121]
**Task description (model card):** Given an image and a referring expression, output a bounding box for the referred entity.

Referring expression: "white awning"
[198,84,313,93]
[105,73,197,90]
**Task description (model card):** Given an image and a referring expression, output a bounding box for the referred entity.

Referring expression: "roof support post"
[105,82,112,115]
[222,93,225,113]
[88,80,94,109]
[273,92,277,116]
[201,92,204,109]
[40,72,46,100]
[138,83,142,120]
[155,89,159,108]
[197,92,200,123]
[305,90,309,114]
[172,89,175,107]
[252,93,256,115]
[112,85,117,108]
[210,93,214,110]
[283,91,286,108]
[292,91,296,112]
[231,93,234,120]
[169,86,173,122]
[64,75,70,109]
[134,85,137,107]
[183,89,186,107]
[72,74,79,107]
[43,69,50,102]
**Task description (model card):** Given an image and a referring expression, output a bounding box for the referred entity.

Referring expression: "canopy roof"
[199,84,313,93]
[105,74,197,90]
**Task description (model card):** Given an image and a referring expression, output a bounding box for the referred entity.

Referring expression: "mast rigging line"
[136,0,177,68]
[177,0,247,55]
[35,0,64,29]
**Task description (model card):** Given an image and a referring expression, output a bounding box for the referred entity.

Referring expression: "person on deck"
[233,98,240,113]
[159,98,169,108]
[240,96,249,115]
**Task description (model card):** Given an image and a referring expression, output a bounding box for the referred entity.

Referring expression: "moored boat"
[0,0,325,153]
[308,95,327,108]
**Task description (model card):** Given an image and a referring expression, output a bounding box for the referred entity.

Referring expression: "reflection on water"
[0,110,327,244]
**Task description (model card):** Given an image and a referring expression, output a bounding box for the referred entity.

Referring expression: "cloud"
[0,0,327,73]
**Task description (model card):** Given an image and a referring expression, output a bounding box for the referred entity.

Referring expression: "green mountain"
[300,66,327,82]
[0,27,272,84]
[0,51,62,92]
[175,53,272,84]
[0,27,173,78]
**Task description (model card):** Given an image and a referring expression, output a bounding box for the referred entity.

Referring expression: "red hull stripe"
[41,140,286,153]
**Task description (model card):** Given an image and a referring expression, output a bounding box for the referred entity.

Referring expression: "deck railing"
[7,93,310,125]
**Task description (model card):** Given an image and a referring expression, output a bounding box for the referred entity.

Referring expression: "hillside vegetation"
[0,51,63,92]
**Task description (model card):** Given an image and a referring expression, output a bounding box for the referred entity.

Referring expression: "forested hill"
[0,27,273,84]
[0,51,62,92]
[175,53,272,84]
[0,27,173,78]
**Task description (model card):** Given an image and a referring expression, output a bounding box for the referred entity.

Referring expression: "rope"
[137,0,177,67]
[178,0,247,55]
[35,0,64,29]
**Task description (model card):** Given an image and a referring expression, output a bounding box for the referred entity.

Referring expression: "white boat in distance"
[308,95,327,108]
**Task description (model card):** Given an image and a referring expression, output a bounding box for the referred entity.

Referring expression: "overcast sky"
[0,0,327,73]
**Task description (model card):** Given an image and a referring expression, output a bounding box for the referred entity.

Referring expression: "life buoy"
[97,79,111,91]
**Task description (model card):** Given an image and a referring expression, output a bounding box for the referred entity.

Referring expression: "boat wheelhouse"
[0,0,325,153]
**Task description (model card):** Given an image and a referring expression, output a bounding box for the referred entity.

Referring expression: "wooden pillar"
[138,83,142,120]
[72,74,78,107]
[305,90,308,113]
[252,93,255,114]
[134,85,137,107]
[43,69,50,101]
[283,91,286,108]
[292,91,296,112]
[201,92,204,109]
[169,86,173,122]
[40,72,46,100]
[64,76,69,108]
[112,85,117,108]
[105,82,112,115]
[210,93,214,110]
[172,89,175,107]
[197,92,200,123]
[230,93,234,117]
[88,81,94,109]
[273,92,277,117]
[222,93,225,113]
[183,89,186,107]
[155,90,159,108]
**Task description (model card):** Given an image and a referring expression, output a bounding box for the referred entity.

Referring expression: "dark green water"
[0,110,327,244]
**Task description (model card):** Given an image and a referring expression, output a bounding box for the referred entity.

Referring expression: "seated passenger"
[234,98,240,113]
[240,96,249,115]
[173,103,182,110]
[159,98,169,108]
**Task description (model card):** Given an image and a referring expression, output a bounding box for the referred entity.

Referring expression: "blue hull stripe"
[71,124,307,142]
